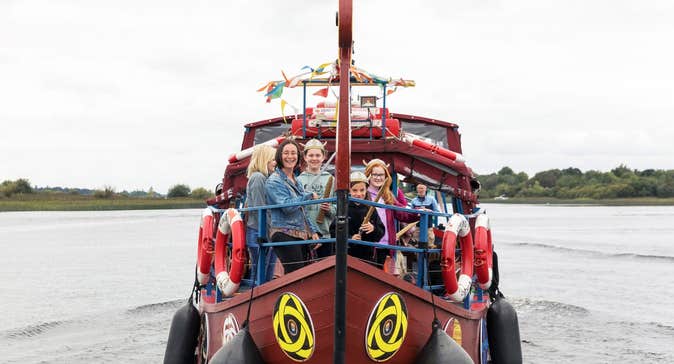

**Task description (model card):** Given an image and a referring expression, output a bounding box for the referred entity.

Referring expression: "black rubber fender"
[487,297,522,364]
[415,319,474,364]
[209,325,265,364]
[163,300,201,364]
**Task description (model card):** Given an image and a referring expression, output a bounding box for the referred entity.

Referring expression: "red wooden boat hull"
[199,256,488,363]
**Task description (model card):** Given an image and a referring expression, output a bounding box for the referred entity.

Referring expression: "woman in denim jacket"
[265,139,320,273]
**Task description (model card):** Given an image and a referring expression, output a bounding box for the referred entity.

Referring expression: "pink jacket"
[370,187,419,246]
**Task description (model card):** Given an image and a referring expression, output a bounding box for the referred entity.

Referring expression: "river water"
[0,205,673,363]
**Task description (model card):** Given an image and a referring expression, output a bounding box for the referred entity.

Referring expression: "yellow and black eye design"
[272,292,315,362]
[365,292,408,362]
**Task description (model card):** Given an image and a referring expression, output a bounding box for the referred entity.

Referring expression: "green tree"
[498,166,514,176]
[532,169,561,188]
[93,186,115,198]
[1,178,34,197]
[190,187,212,199]
[168,184,191,198]
[611,164,633,178]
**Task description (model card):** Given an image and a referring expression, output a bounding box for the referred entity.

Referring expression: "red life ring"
[214,208,246,297]
[196,208,216,285]
[474,214,493,289]
[441,214,474,302]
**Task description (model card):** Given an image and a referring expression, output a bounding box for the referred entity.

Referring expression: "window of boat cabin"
[399,177,453,223]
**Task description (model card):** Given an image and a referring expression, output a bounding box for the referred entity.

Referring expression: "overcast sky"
[2,0,673,194]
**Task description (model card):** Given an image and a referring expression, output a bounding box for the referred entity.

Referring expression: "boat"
[164,1,522,363]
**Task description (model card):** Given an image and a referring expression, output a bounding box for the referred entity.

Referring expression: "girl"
[364,159,419,269]
[297,139,335,258]
[329,171,384,266]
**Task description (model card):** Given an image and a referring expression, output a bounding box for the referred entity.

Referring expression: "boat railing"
[208,195,484,309]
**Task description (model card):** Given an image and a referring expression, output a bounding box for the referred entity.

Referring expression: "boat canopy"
[211,113,480,213]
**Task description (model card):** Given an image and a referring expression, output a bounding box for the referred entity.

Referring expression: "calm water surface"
[0,205,673,363]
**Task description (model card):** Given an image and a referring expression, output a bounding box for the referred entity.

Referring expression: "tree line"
[5,165,674,201]
[0,179,212,199]
[477,165,674,199]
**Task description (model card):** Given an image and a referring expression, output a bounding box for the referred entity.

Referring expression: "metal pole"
[333,190,348,364]
[334,1,352,363]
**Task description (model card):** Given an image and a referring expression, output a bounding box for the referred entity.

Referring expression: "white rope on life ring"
[214,208,247,297]
[441,214,474,302]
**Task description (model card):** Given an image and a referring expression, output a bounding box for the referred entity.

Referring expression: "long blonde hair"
[247,145,276,178]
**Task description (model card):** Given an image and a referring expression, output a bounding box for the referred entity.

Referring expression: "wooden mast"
[333,1,352,364]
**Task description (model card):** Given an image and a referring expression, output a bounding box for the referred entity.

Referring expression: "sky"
[1,0,673,194]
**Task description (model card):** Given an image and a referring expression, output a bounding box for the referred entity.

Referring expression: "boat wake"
[126,299,184,315]
[4,320,67,339]
[509,242,674,262]
[1,299,184,363]
[3,299,183,341]
[510,297,589,316]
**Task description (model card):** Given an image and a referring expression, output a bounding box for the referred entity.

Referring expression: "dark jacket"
[330,201,385,262]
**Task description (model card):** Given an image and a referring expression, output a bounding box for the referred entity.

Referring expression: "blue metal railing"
[207,194,482,308]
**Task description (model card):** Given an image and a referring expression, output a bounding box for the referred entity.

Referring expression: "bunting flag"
[264,81,285,102]
[390,78,416,87]
[257,81,276,93]
[258,62,413,103]
[280,99,299,123]
[351,66,374,83]
[313,87,329,97]
[288,72,310,88]
[312,62,333,76]
[280,99,288,123]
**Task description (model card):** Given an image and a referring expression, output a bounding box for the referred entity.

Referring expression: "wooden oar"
[395,221,419,240]
[316,175,334,223]
[362,178,391,225]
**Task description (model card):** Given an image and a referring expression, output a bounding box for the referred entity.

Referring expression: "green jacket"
[297,170,336,237]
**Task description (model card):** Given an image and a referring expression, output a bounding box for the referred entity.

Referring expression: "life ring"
[214,208,246,297]
[196,208,216,285]
[441,214,474,302]
[474,214,493,289]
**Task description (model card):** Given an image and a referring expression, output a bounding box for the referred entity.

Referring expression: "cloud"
[1,0,673,193]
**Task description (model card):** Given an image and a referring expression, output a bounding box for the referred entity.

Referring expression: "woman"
[364,159,419,270]
[245,144,278,282]
[297,139,335,258]
[265,139,320,274]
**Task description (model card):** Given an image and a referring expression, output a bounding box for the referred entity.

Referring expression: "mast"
[333,1,352,364]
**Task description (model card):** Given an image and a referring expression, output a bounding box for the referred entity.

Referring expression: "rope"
[243,270,256,329]
[426,250,439,324]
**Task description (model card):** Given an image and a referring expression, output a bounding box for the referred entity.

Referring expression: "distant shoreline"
[479,197,674,206]
[0,196,206,212]
[4,196,674,212]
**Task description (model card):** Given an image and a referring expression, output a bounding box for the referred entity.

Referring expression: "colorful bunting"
[313,87,329,97]
[264,81,284,102]
[258,62,414,103]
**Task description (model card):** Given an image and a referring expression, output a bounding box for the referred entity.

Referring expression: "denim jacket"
[265,167,319,235]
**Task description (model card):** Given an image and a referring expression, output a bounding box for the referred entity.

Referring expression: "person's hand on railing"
[311,232,321,251]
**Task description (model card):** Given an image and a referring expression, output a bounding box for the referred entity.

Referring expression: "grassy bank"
[0,194,206,211]
[479,197,674,206]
